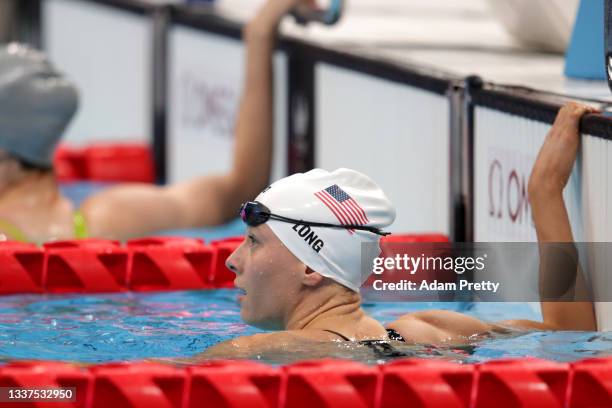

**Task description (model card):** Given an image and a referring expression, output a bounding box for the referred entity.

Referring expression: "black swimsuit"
[323,328,417,358]
[321,329,476,359]
[386,328,407,342]
[323,328,407,342]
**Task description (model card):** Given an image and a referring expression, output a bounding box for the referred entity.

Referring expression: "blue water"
[0,290,258,363]
[0,289,608,364]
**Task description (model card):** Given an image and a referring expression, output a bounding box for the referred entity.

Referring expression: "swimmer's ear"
[302,266,324,287]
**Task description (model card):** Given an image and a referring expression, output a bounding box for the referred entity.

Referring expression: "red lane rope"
[0,237,242,294]
[0,358,610,407]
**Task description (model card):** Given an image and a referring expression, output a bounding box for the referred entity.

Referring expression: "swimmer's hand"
[290,0,320,15]
[247,0,317,37]
[528,102,599,199]
[272,0,317,12]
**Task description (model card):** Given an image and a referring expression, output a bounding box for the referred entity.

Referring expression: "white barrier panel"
[315,63,450,234]
[473,106,612,329]
[43,0,151,144]
[168,25,287,184]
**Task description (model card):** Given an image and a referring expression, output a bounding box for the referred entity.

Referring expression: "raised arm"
[527,102,598,331]
[386,103,600,344]
[82,0,299,240]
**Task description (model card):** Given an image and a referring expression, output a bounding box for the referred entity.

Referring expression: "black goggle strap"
[240,202,390,236]
[267,213,390,236]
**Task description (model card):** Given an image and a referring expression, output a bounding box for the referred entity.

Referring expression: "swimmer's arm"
[527,103,598,331]
[166,0,307,227]
[81,3,293,238]
[386,310,497,345]
[385,309,577,346]
[160,7,285,226]
[528,103,590,242]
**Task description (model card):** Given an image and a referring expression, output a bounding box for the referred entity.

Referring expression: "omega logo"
[180,72,237,137]
[488,158,531,224]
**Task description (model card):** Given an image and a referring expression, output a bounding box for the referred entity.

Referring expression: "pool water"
[0,289,609,365]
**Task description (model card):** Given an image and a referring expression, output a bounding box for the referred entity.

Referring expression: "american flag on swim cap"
[314,184,369,234]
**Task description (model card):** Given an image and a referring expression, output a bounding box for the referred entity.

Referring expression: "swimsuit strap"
[322,329,352,341]
[73,210,88,239]
[323,328,408,343]
[0,210,89,243]
[322,328,417,359]
[0,218,29,242]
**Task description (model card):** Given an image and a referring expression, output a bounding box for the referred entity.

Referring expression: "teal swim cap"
[0,43,78,168]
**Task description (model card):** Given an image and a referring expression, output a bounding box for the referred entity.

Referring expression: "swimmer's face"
[226,225,307,330]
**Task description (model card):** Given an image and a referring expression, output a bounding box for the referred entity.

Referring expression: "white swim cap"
[255,168,396,292]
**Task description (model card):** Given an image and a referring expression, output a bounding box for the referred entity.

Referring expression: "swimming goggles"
[239,201,390,236]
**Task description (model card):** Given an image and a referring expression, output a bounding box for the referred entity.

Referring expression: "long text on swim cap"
[292,223,325,253]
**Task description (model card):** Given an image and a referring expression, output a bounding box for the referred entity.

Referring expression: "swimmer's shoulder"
[194,328,395,361]
[385,309,496,345]
[0,198,76,243]
[0,217,30,242]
